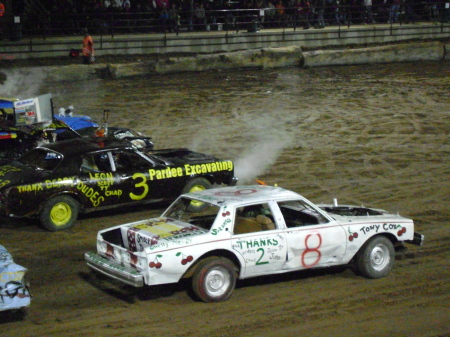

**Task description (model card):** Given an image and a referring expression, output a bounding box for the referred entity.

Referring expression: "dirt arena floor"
[0,61,449,336]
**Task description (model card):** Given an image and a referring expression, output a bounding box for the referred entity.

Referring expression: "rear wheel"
[356,236,395,279]
[192,257,237,303]
[182,177,212,212]
[39,195,79,231]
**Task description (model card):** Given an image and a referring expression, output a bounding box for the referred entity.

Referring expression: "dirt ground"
[0,61,449,336]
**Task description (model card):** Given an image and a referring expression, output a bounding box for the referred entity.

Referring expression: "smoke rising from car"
[229,108,294,184]
[187,107,293,185]
[233,135,291,184]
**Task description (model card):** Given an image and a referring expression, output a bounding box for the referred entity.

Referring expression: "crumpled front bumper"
[85,252,144,287]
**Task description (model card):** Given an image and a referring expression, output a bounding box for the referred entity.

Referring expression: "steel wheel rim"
[370,244,390,271]
[205,266,231,297]
[50,202,72,226]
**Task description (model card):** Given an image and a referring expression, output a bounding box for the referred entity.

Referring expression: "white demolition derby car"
[0,245,31,313]
[85,185,424,302]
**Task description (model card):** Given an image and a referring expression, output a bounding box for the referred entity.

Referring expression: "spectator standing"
[204,1,217,28]
[265,0,277,27]
[285,0,296,27]
[194,3,206,29]
[224,1,236,31]
[82,28,95,64]
[159,6,169,31]
[293,0,303,28]
[340,0,353,25]
[255,0,266,28]
[328,0,340,24]
[388,0,400,23]
[275,0,285,27]
[363,0,375,23]
[313,0,326,28]
[123,0,132,31]
[168,3,180,32]
[300,0,312,28]
[401,0,416,23]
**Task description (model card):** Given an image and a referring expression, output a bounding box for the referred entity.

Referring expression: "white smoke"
[233,134,292,184]
[229,108,293,185]
[1,69,47,98]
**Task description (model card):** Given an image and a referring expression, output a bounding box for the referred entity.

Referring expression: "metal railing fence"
[0,2,448,59]
[6,1,450,39]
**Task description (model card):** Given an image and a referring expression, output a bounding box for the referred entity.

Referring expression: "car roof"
[0,99,15,110]
[37,137,134,156]
[184,185,302,207]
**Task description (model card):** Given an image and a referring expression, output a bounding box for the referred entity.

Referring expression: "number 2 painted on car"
[256,248,269,265]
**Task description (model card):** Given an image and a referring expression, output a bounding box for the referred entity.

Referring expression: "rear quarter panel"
[340,217,414,263]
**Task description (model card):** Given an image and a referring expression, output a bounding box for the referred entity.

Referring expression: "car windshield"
[163,197,220,231]
[18,148,63,171]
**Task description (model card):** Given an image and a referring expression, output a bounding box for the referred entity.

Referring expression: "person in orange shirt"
[81,28,94,64]
[0,2,5,17]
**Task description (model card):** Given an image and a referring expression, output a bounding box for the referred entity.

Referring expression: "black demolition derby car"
[0,137,237,231]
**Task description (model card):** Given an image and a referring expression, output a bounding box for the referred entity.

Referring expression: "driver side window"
[81,153,112,173]
[278,200,329,228]
[111,150,153,172]
[233,203,276,235]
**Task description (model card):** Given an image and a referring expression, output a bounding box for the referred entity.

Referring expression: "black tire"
[39,195,79,232]
[182,177,212,212]
[355,236,395,279]
[15,307,28,321]
[192,257,237,303]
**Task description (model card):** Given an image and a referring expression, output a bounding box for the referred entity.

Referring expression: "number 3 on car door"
[130,172,149,200]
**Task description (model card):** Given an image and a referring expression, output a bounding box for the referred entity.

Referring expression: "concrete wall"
[3,41,446,82]
[1,23,449,60]
[303,41,447,67]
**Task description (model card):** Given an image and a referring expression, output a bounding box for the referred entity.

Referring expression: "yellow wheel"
[50,202,72,226]
[182,178,212,212]
[40,195,79,231]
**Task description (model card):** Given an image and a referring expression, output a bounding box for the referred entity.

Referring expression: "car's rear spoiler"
[405,232,425,246]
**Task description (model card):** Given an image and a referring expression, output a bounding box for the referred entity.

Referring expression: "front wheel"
[39,195,79,231]
[192,257,237,303]
[355,236,395,279]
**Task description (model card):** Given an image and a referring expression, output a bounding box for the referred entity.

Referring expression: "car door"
[77,151,116,209]
[274,199,347,270]
[108,149,168,204]
[231,202,288,277]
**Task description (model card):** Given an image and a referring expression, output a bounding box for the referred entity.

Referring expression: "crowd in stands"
[19,0,449,36]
